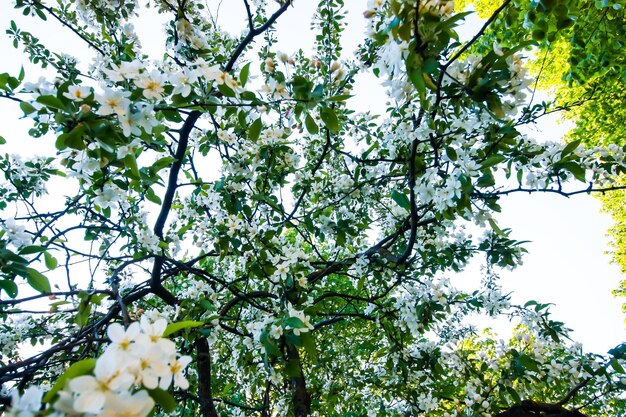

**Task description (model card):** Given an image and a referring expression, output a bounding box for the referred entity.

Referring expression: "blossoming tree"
[1,0,625,416]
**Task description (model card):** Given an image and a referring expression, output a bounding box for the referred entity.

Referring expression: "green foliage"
[461,0,626,315]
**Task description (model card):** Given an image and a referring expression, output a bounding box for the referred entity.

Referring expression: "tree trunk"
[286,343,311,417]
[195,337,219,417]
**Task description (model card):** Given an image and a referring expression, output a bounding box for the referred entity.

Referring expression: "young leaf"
[0,279,18,298]
[145,187,162,205]
[44,251,58,270]
[305,113,319,134]
[320,108,340,132]
[26,268,51,293]
[481,155,506,169]
[409,69,426,102]
[163,320,204,337]
[43,358,97,403]
[391,189,410,210]
[148,388,177,413]
[36,95,66,111]
[19,245,46,255]
[284,316,307,329]
[20,101,37,115]
[561,139,582,158]
[300,332,318,363]
[124,154,140,180]
[239,62,251,87]
[326,94,352,102]
[161,109,183,123]
[488,218,506,237]
[248,118,262,142]
[218,83,236,98]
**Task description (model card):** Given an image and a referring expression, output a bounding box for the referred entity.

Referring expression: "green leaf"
[18,245,46,255]
[422,57,439,74]
[222,382,235,395]
[34,7,47,20]
[409,69,426,102]
[559,161,586,182]
[218,82,236,98]
[320,108,340,132]
[609,343,626,359]
[517,353,540,372]
[285,316,307,329]
[486,94,505,119]
[240,91,258,102]
[152,157,177,171]
[301,332,318,363]
[260,329,280,356]
[248,118,262,142]
[305,114,319,134]
[561,139,582,158]
[43,358,97,403]
[162,320,204,337]
[481,155,506,168]
[476,172,495,187]
[488,218,506,237]
[239,62,251,87]
[57,123,86,151]
[36,95,66,111]
[0,73,9,90]
[291,75,311,97]
[6,76,20,90]
[0,135,5,145]
[311,84,324,100]
[337,228,346,247]
[390,189,410,210]
[123,154,140,180]
[26,268,51,293]
[74,304,91,327]
[0,249,28,265]
[147,388,176,413]
[0,279,18,298]
[506,385,522,403]
[326,94,352,102]
[20,101,37,115]
[161,109,183,123]
[382,16,400,35]
[611,358,625,373]
[44,251,58,270]
[445,146,458,161]
[145,187,162,205]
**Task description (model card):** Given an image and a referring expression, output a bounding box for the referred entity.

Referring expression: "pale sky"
[0,1,623,354]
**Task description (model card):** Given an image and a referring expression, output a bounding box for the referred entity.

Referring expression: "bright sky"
[0,0,623,354]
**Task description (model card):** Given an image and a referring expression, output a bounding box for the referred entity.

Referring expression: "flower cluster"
[6,316,191,417]
[1,218,32,249]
